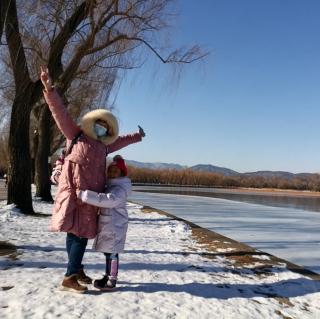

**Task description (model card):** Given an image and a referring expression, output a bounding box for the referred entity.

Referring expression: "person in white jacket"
[78,155,131,291]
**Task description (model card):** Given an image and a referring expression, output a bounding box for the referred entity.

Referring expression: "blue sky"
[113,0,320,173]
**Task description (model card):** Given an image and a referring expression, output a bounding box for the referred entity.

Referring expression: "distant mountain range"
[126,160,318,179]
[190,164,239,176]
[126,160,187,171]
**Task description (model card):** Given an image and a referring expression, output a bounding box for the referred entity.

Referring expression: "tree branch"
[3,0,32,90]
[128,37,208,64]
[47,1,90,79]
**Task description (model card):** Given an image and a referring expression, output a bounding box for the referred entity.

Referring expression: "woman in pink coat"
[40,67,145,293]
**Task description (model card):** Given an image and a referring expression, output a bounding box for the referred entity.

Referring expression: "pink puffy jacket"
[44,89,142,238]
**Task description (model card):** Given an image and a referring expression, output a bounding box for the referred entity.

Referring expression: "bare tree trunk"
[4,0,36,214]
[34,106,53,202]
[0,1,4,43]
[7,88,35,214]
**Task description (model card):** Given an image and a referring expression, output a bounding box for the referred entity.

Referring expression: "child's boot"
[94,253,118,291]
[93,275,109,290]
[94,275,117,291]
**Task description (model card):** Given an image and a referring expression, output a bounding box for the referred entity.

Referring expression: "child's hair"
[109,155,127,176]
[112,154,123,162]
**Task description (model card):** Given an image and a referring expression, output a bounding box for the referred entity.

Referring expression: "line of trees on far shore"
[128,166,320,192]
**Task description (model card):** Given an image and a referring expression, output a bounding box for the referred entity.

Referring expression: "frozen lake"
[129,190,320,274]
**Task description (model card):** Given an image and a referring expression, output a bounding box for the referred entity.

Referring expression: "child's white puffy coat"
[79,177,131,253]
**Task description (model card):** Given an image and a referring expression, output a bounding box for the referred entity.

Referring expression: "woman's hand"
[40,66,53,92]
[138,125,146,138]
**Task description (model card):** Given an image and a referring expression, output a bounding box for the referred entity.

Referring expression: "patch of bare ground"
[274,310,294,319]
[0,241,23,271]
[275,297,294,307]
[0,241,17,258]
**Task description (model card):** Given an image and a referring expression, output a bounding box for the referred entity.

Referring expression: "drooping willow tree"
[0,0,206,213]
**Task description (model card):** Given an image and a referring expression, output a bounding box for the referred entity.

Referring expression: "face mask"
[94,123,108,137]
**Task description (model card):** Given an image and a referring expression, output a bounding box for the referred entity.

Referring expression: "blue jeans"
[65,233,88,276]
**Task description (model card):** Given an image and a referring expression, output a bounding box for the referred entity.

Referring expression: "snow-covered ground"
[1,199,320,319]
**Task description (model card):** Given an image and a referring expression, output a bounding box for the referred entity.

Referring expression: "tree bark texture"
[34,106,53,202]
[7,88,35,213]
[4,0,35,213]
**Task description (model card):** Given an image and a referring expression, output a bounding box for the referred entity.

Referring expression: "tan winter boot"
[60,274,88,293]
[77,268,92,285]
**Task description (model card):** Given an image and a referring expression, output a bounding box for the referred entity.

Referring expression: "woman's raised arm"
[40,67,80,140]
